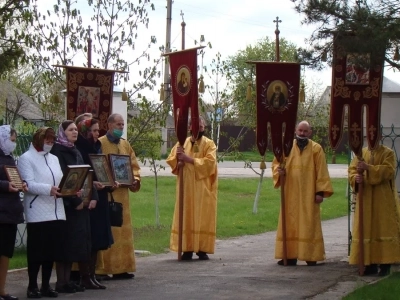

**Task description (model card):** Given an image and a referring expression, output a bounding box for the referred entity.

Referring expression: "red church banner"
[168,48,200,146]
[329,35,384,156]
[64,66,115,137]
[252,62,301,163]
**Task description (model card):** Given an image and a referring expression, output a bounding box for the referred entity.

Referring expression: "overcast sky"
[37,0,400,101]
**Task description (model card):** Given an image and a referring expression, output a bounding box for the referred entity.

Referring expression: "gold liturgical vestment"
[348,145,400,265]
[272,139,333,262]
[166,136,218,253]
[95,136,141,275]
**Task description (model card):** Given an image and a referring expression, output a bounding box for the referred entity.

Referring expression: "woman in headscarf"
[0,125,27,300]
[17,127,65,298]
[75,118,114,289]
[50,121,99,293]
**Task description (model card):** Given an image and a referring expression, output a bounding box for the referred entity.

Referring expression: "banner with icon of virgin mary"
[168,48,200,146]
[329,34,384,156]
[64,66,116,137]
[251,62,301,163]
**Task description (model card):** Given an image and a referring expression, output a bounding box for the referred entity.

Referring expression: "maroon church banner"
[65,66,115,137]
[168,48,200,146]
[251,62,301,163]
[329,35,384,157]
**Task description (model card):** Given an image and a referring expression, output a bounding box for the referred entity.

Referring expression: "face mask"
[43,144,53,153]
[113,129,123,138]
[2,140,16,155]
[296,134,308,140]
[190,131,205,140]
[296,135,309,151]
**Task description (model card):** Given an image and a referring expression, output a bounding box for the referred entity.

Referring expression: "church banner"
[252,62,301,163]
[65,66,115,137]
[168,48,200,146]
[329,35,384,156]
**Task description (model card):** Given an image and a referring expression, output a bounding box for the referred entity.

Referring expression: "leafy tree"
[291,0,400,70]
[0,0,33,74]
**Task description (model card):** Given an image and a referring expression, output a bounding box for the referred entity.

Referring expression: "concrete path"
[139,160,349,178]
[7,217,390,300]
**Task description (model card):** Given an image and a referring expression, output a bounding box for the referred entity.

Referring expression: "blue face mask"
[113,129,123,138]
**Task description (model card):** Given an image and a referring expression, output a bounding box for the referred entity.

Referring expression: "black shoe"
[181,252,193,260]
[306,261,317,266]
[363,264,378,275]
[112,272,135,280]
[55,283,76,294]
[0,295,19,300]
[196,251,209,260]
[379,264,391,276]
[27,288,42,299]
[0,294,18,300]
[70,282,85,292]
[277,259,297,266]
[95,274,112,281]
[40,288,58,298]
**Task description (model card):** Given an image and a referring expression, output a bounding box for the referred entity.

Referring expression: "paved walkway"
[7,162,386,300]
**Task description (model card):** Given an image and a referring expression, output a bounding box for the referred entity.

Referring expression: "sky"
[36,0,400,101]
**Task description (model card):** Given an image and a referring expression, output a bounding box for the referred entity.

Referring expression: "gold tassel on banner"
[193,142,199,153]
[199,75,205,93]
[122,88,128,101]
[394,46,399,61]
[260,157,266,170]
[246,82,252,101]
[299,83,305,102]
[160,83,165,101]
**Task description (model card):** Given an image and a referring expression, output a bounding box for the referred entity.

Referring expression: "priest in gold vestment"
[272,121,333,266]
[348,145,400,276]
[96,114,141,279]
[166,117,218,260]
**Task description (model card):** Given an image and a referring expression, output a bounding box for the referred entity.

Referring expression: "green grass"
[220,151,349,164]
[343,272,400,300]
[131,177,348,253]
[9,248,28,270]
[9,177,348,269]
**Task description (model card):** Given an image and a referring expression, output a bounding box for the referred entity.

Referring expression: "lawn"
[343,272,400,300]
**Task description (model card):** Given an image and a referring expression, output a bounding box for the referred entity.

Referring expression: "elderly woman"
[50,121,99,293]
[75,118,113,289]
[17,127,65,298]
[0,125,27,300]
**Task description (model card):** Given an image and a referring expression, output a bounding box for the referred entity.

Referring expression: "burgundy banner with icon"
[65,66,115,137]
[329,35,384,156]
[254,62,301,163]
[168,48,200,146]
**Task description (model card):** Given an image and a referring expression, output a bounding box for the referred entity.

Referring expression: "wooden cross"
[273,16,282,62]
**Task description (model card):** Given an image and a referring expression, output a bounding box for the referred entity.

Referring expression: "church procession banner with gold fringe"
[329,35,385,156]
[64,66,116,137]
[251,62,301,163]
[168,48,200,146]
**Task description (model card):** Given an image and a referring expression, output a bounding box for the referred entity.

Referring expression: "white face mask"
[43,144,53,153]
[2,139,16,155]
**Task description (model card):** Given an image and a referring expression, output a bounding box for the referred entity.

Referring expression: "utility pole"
[161,0,173,156]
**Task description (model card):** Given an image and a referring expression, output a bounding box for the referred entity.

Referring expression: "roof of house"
[382,76,400,93]
[0,80,45,120]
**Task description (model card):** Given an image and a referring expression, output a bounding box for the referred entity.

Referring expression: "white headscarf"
[0,125,16,155]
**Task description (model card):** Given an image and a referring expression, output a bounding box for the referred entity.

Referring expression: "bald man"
[272,121,333,266]
[95,113,141,280]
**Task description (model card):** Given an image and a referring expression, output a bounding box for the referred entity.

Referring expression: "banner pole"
[280,159,288,266]
[357,157,365,275]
